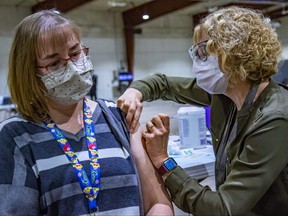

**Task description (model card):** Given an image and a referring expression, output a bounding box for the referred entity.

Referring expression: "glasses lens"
[47,59,67,73]
[43,47,89,74]
[73,55,89,66]
[71,48,89,66]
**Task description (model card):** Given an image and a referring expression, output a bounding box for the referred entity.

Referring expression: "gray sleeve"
[0,124,40,215]
[0,185,40,215]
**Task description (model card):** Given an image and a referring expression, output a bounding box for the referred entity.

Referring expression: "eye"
[70,50,82,60]
[47,59,61,68]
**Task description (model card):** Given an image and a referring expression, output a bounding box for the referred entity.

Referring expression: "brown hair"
[193,6,282,84]
[8,10,81,122]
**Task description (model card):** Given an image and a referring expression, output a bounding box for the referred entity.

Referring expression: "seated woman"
[0,9,173,216]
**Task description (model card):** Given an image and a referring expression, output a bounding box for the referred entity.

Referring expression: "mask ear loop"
[35,73,49,96]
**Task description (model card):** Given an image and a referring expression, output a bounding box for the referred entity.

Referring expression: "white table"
[169,135,215,180]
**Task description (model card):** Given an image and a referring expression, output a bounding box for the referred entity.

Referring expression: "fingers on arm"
[117,90,143,133]
[158,113,170,131]
[116,98,124,109]
[143,114,170,169]
[130,99,143,132]
[126,99,143,131]
[147,114,170,134]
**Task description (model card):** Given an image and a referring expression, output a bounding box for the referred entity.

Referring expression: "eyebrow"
[41,43,80,60]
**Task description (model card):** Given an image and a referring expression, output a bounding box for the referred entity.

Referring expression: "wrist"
[154,157,169,170]
[157,157,178,177]
[129,87,143,101]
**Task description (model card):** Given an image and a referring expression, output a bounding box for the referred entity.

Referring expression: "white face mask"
[192,56,228,94]
[41,57,94,105]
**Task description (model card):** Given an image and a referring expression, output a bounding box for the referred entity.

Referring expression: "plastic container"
[168,136,182,157]
[177,106,207,149]
[204,106,211,129]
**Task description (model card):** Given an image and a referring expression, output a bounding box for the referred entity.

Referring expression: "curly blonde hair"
[193,6,282,84]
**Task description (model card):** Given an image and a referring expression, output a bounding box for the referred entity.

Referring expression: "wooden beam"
[32,0,93,13]
[266,8,287,20]
[123,0,201,27]
[124,27,135,74]
[122,0,202,74]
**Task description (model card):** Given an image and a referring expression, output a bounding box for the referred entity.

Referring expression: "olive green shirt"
[130,73,288,216]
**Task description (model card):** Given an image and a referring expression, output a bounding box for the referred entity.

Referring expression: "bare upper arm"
[130,123,174,215]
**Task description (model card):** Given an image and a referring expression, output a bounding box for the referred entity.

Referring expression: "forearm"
[129,73,211,106]
[129,73,171,102]
[165,166,228,215]
[146,203,174,216]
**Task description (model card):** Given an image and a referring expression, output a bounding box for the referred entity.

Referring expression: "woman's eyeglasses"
[188,40,209,62]
[37,46,89,74]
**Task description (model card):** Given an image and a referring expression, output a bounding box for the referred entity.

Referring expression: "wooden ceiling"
[4,0,287,73]
[28,0,288,24]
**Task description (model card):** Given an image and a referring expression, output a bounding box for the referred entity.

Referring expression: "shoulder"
[0,116,34,154]
[87,98,118,112]
[247,81,288,135]
[96,98,122,118]
[0,116,45,143]
[0,115,28,132]
[0,115,47,153]
[259,81,288,119]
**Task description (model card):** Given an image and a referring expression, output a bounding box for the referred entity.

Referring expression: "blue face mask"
[192,56,228,94]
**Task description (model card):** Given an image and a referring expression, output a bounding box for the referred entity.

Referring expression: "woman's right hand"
[142,114,170,169]
[117,88,143,133]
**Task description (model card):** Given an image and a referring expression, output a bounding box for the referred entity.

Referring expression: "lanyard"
[43,97,100,213]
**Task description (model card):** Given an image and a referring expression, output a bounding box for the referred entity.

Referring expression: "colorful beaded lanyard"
[43,97,100,213]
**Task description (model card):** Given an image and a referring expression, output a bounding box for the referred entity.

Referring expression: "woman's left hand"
[142,114,170,169]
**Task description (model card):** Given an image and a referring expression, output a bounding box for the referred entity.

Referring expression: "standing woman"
[0,10,173,215]
[118,6,288,215]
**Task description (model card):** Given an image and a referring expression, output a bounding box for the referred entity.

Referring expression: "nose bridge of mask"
[67,58,94,74]
[42,59,94,90]
[83,59,94,72]
[192,55,220,72]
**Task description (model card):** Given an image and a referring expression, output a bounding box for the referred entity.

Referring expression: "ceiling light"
[142,13,149,20]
